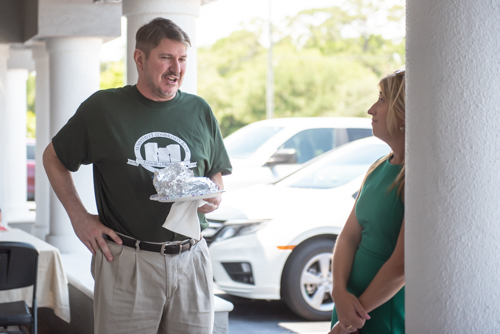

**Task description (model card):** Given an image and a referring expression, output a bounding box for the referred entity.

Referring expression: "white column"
[32,45,51,240]
[406,1,500,332]
[45,37,102,253]
[3,68,31,225]
[122,0,200,94]
[0,45,9,220]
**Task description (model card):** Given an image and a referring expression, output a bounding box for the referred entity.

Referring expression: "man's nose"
[170,60,181,74]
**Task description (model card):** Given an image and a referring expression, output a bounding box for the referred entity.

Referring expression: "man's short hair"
[135,18,191,57]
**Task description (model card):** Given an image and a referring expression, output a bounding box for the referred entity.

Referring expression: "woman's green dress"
[331,158,405,333]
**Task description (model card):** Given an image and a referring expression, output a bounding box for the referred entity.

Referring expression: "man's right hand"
[72,213,122,261]
[43,142,123,262]
[332,290,370,331]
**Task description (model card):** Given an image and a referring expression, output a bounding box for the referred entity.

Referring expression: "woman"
[329,69,406,334]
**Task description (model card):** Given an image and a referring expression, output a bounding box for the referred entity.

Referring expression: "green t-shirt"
[52,86,232,242]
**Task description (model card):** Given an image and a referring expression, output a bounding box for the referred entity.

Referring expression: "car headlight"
[213,220,269,243]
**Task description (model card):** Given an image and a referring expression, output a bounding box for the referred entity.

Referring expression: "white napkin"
[162,199,214,240]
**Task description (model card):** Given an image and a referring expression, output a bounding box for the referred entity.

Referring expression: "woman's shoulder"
[368,154,391,174]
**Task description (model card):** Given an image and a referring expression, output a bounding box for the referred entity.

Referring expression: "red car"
[27,139,35,201]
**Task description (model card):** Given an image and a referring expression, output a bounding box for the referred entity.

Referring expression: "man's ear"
[134,49,145,71]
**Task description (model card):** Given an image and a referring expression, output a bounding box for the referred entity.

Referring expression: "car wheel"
[281,238,335,321]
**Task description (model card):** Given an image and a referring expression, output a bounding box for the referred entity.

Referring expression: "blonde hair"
[362,70,406,200]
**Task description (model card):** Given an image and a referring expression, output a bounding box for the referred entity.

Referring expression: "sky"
[100,0,337,62]
[196,0,334,46]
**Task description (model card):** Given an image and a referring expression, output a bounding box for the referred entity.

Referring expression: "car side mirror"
[264,149,298,167]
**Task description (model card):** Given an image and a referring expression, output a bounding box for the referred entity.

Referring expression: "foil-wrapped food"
[153,163,219,200]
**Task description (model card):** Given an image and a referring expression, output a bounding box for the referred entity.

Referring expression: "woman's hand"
[332,290,370,331]
[328,321,360,334]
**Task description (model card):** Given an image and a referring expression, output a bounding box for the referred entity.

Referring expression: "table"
[0,228,71,322]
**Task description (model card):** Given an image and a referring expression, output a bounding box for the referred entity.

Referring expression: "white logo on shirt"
[127,132,197,172]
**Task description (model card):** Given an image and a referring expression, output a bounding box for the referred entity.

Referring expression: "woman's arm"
[358,217,405,313]
[332,205,370,331]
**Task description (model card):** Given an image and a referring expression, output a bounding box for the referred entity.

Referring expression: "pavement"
[217,293,331,334]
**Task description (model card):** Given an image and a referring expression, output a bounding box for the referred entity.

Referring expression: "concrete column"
[0,45,9,220]
[32,44,51,240]
[45,37,102,253]
[3,68,31,225]
[406,1,500,332]
[122,0,200,94]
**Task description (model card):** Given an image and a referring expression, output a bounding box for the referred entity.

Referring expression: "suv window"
[282,143,390,189]
[347,128,373,142]
[279,128,334,164]
[225,126,284,159]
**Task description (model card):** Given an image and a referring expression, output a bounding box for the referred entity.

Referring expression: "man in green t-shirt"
[43,18,232,334]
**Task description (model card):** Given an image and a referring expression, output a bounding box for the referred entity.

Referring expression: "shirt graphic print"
[127,132,197,172]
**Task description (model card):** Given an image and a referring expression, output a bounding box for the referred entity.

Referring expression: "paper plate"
[150,190,224,203]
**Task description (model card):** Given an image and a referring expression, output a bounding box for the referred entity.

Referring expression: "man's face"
[139,38,187,101]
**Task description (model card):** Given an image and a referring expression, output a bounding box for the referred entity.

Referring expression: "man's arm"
[198,172,224,214]
[43,142,122,261]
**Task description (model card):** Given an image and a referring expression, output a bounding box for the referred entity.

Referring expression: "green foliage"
[27,72,36,138]
[197,1,405,137]
[27,110,36,138]
[100,60,124,89]
[198,2,405,137]
[273,48,379,118]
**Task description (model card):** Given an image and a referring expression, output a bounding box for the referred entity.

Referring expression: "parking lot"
[218,293,331,334]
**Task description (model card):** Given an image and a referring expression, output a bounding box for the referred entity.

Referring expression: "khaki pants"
[91,238,214,334]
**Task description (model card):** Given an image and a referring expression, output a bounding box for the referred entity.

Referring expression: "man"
[43,18,231,334]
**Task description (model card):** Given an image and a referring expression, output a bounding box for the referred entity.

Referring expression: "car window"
[27,144,35,160]
[224,125,284,159]
[347,128,373,142]
[279,128,334,164]
[277,142,390,189]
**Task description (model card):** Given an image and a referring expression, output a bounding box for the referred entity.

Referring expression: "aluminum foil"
[153,163,219,199]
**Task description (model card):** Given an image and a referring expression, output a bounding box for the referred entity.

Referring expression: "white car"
[207,137,390,320]
[223,117,372,190]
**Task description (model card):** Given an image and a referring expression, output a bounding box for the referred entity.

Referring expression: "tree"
[100,60,124,89]
[281,1,405,76]
[197,10,402,137]
[26,72,36,138]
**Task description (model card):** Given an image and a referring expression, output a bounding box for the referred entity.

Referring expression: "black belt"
[105,234,195,255]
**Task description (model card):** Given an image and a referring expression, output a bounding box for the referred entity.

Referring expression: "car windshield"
[276,139,391,189]
[224,125,284,159]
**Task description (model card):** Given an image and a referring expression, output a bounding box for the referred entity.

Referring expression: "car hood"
[208,183,354,223]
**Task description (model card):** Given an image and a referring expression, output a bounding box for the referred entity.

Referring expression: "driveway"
[217,293,331,334]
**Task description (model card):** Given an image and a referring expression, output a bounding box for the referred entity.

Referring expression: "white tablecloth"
[0,228,71,322]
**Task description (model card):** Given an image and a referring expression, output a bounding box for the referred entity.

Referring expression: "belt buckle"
[160,244,167,256]
[179,239,194,254]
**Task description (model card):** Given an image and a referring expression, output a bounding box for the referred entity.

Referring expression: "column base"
[33,225,50,241]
